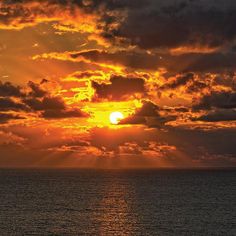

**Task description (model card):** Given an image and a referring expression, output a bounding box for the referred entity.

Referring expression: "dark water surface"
[0,169,235,235]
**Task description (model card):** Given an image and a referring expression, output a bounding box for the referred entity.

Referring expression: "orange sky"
[0,0,236,168]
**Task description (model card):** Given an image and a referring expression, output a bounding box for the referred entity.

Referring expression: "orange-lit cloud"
[0,1,98,32]
[1,0,236,168]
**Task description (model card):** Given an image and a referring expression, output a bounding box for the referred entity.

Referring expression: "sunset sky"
[0,0,236,168]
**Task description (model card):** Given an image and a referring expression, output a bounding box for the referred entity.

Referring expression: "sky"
[0,0,236,168]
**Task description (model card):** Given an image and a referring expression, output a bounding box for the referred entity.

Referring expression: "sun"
[109,111,124,125]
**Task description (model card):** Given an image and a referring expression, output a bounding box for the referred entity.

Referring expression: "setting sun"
[109,111,124,125]
[0,1,235,235]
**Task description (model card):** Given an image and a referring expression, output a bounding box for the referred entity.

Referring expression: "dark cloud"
[173,106,189,113]
[0,113,25,123]
[120,101,174,126]
[111,1,236,50]
[156,53,236,74]
[160,73,194,90]
[0,81,23,97]
[41,108,88,119]
[0,79,89,119]
[0,98,28,111]
[195,109,236,122]
[132,100,160,117]
[70,50,161,71]
[89,125,236,167]
[0,0,81,28]
[166,126,236,160]
[23,96,66,111]
[28,81,47,98]
[72,71,104,79]
[164,106,190,113]
[193,91,236,110]
[179,53,236,73]
[213,74,236,89]
[2,0,236,53]
[0,0,135,30]
[1,0,236,168]
[68,50,236,73]
[92,75,145,101]
[186,80,208,94]
[23,95,89,118]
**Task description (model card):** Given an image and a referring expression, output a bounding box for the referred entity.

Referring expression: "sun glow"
[109,111,124,125]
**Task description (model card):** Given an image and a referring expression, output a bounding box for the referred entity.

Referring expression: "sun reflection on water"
[93,175,138,235]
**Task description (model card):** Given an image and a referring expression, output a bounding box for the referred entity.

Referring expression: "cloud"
[118,141,176,158]
[0,113,25,123]
[27,80,48,98]
[88,125,236,167]
[193,91,236,110]
[0,81,24,97]
[154,53,236,73]
[160,73,194,90]
[23,95,89,119]
[178,53,236,73]
[194,109,236,122]
[0,80,89,119]
[33,49,236,74]
[69,49,162,70]
[1,1,236,168]
[0,0,99,31]
[120,100,174,126]
[23,96,66,111]
[67,71,104,80]
[89,125,161,152]
[1,117,235,168]
[41,108,88,119]
[0,131,25,145]
[92,75,146,101]
[0,97,28,111]
[2,0,236,54]
[111,1,236,50]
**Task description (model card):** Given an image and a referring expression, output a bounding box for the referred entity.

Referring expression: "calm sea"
[0,169,235,235]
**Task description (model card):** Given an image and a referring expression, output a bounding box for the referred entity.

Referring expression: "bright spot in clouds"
[109,111,124,125]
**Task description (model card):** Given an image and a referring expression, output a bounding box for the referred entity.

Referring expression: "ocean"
[0,169,235,235]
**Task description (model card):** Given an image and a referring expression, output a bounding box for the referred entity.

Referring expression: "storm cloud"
[193,91,236,110]
[92,75,146,101]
